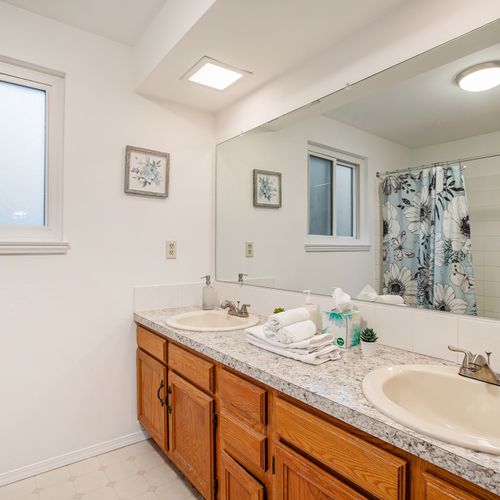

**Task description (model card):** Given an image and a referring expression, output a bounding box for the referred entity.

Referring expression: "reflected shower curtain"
[382,164,476,315]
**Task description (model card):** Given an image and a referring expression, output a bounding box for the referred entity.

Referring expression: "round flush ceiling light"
[456,61,500,92]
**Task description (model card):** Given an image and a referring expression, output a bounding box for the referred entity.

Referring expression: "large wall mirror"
[216,20,500,320]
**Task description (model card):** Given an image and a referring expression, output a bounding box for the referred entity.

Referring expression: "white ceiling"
[326,42,500,149]
[1,0,167,45]
[137,0,408,111]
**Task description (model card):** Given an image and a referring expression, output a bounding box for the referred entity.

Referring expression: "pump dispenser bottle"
[201,275,215,310]
[303,289,320,333]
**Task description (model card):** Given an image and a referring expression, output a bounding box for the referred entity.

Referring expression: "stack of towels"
[245,307,340,365]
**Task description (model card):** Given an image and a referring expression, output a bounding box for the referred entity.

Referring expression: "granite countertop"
[134,307,500,494]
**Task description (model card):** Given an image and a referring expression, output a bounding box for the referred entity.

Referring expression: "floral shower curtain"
[382,164,476,315]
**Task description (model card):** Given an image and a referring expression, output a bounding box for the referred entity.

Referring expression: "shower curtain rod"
[376,151,500,178]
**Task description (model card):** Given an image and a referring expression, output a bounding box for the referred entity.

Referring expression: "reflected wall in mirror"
[216,20,500,319]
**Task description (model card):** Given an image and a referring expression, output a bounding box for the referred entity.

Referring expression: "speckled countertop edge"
[134,307,500,494]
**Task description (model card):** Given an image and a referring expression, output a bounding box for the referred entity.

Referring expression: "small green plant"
[273,307,285,314]
[361,328,378,343]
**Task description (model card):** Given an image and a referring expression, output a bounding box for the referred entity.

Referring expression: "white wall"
[412,131,500,319]
[216,115,409,295]
[0,3,214,479]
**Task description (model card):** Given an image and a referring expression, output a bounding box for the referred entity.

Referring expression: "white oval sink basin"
[165,309,259,332]
[363,365,500,454]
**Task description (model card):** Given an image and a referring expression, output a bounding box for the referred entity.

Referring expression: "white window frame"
[305,144,370,252]
[0,58,67,255]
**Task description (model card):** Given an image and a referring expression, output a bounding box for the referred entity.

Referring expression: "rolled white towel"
[375,294,406,305]
[267,307,310,332]
[275,320,317,344]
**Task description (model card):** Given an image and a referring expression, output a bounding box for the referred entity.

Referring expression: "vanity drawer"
[275,397,407,499]
[422,473,480,500]
[220,411,267,472]
[219,368,267,428]
[137,326,166,364]
[168,343,214,393]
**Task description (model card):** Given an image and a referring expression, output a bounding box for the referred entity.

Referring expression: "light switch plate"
[245,241,254,258]
[166,241,177,259]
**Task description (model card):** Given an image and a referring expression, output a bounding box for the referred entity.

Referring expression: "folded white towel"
[246,335,341,365]
[267,307,310,332]
[246,325,333,353]
[275,320,316,344]
[374,294,406,305]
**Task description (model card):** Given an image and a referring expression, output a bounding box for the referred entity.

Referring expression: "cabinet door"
[168,370,214,499]
[136,349,167,451]
[274,442,366,500]
[220,451,264,500]
[423,473,481,500]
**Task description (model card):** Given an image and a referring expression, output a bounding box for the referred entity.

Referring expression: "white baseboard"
[0,430,149,487]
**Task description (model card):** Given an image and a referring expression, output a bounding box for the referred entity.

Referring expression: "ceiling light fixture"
[182,56,250,91]
[456,61,500,92]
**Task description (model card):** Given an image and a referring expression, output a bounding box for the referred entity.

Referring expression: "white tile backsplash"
[375,304,414,351]
[413,310,459,362]
[458,317,500,372]
[134,281,500,365]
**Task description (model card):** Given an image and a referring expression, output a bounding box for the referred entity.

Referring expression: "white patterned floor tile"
[80,486,118,500]
[35,467,70,489]
[39,480,76,500]
[74,471,108,494]
[0,477,36,500]
[113,475,149,500]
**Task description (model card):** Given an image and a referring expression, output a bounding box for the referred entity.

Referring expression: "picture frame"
[124,145,170,197]
[253,169,282,208]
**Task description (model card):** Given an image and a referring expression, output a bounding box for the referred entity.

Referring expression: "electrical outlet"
[166,240,177,259]
[245,241,254,258]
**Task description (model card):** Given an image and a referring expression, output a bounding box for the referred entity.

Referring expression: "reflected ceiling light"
[182,56,250,90]
[456,61,500,92]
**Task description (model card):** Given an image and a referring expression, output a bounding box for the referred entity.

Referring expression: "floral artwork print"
[131,156,163,188]
[258,176,277,202]
[125,146,169,197]
[381,164,476,315]
[253,170,281,207]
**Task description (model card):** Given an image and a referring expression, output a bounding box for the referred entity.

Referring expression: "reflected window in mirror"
[308,146,359,239]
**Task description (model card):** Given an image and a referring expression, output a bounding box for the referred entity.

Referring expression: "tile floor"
[0,440,201,500]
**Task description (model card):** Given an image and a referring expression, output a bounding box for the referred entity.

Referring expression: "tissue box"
[323,310,361,349]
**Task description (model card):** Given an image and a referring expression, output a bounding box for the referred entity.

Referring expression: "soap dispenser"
[201,275,215,310]
[303,289,320,333]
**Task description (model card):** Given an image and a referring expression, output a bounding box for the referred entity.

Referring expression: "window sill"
[0,241,70,255]
[304,242,371,252]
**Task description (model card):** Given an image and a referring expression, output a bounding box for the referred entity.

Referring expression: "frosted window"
[336,162,354,237]
[309,155,332,235]
[0,80,46,226]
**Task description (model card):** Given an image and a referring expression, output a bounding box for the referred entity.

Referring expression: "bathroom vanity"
[134,307,499,499]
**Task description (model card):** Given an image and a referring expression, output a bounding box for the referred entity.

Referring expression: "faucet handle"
[486,351,492,365]
[448,345,473,365]
[239,304,251,316]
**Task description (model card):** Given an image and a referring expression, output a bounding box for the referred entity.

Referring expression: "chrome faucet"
[448,346,500,386]
[221,300,251,318]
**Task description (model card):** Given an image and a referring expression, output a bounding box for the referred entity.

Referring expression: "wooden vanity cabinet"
[167,370,215,500]
[136,324,498,500]
[274,442,366,500]
[220,450,265,500]
[136,326,168,453]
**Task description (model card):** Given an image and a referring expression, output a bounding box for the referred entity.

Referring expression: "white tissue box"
[323,310,361,349]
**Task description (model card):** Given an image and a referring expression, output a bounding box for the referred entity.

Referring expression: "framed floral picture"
[253,169,282,208]
[124,146,170,197]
